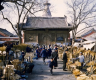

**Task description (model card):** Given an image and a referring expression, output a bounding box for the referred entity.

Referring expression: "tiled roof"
[0,28,14,37]
[23,17,72,29]
[76,28,96,37]
[0,34,4,37]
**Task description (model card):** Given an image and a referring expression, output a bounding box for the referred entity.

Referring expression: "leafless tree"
[0,0,43,44]
[67,0,96,44]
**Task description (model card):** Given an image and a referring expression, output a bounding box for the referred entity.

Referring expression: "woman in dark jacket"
[51,50,58,67]
[62,50,68,71]
[41,48,47,63]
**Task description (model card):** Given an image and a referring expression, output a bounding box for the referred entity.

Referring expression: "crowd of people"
[33,45,52,60]
[33,44,85,75]
[31,45,59,74]
[24,44,59,75]
[4,43,85,75]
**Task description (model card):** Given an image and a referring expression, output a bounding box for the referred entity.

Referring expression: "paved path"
[27,58,76,80]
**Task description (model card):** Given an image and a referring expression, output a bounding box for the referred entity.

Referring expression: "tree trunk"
[19,36,22,44]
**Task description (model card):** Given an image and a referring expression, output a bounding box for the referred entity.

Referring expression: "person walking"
[21,51,25,61]
[38,46,42,57]
[36,48,39,59]
[41,48,47,63]
[6,44,11,60]
[51,49,58,68]
[62,50,68,71]
[45,47,48,59]
[48,46,52,58]
[26,45,31,53]
[49,58,55,75]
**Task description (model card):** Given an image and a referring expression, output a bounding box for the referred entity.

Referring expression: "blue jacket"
[48,48,52,56]
[41,49,47,57]
[26,47,31,52]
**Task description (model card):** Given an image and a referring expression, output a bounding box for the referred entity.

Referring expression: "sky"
[0,0,86,35]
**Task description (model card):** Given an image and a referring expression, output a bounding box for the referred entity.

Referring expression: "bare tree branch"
[1,0,43,44]
[67,0,96,40]
[1,11,18,35]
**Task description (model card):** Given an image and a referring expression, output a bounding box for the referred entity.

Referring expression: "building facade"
[22,2,72,46]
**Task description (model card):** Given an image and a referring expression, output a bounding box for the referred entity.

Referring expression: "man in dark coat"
[26,45,31,53]
[41,48,47,63]
[48,46,52,57]
[10,43,13,48]
[49,58,55,74]
[62,50,68,71]
[6,44,11,60]
[36,48,39,59]
[21,51,25,61]
[51,49,58,67]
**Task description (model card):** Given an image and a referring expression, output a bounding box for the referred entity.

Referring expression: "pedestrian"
[10,42,13,48]
[41,48,47,63]
[55,45,58,50]
[48,46,52,58]
[45,47,48,59]
[6,44,11,60]
[49,58,55,75]
[36,48,39,59]
[38,46,42,57]
[21,51,25,61]
[51,49,58,68]
[77,52,84,69]
[26,45,31,53]
[62,49,68,71]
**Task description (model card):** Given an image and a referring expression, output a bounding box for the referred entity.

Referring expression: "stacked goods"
[24,52,34,62]
[0,51,6,60]
[87,66,96,72]
[67,52,72,58]
[3,67,14,79]
[11,59,21,65]
[72,48,84,58]
[86,61,95,66]
[11,59,22,69]
[69,63,77,69]
[77,74,96,80]
[84,50,91,57]
[75,61,81,67]
[66,60,73,70]
[77,75,91,80]
[58,48,64,59]
[91,74,96,80]
[6,65,14,69]
[73,69,83,78]
[67,61,81,71]
[58,46,96,80]
[0,46,6,51]
[86,61,96,74]
[89,51,95,60]
[3,66,21,80]
[10,74,21,80]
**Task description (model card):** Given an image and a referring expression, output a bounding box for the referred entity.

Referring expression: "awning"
[83,43,95,50]
[73,43,80,47]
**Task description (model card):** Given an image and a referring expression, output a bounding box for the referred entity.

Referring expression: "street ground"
[27,58,76,80]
